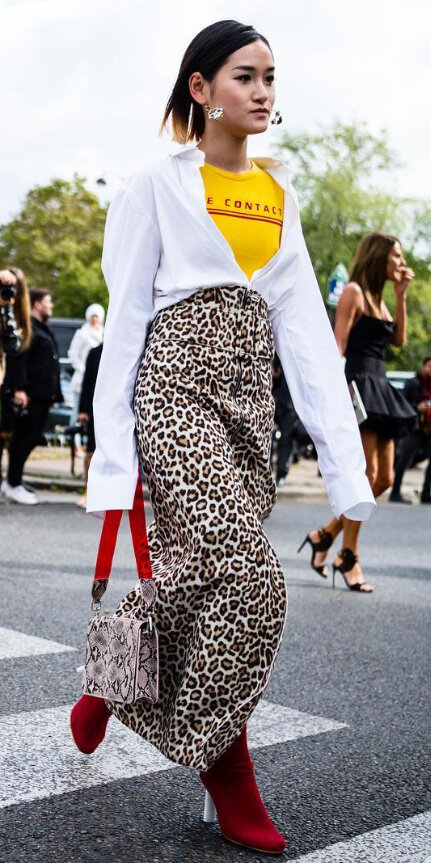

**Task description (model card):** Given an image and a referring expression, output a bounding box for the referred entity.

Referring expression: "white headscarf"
[68,305,105,391]
[85,303,105,322]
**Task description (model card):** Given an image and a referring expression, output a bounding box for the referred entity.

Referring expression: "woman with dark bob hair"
[299,232,416,592]
[71,20,375,854]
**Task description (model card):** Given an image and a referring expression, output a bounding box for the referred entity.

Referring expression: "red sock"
[70,695,111,754]
[200,726,286,854]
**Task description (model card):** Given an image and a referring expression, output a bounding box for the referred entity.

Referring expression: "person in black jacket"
[1,289,63,505]
[389,356,431,504]
[75,342,102,507]
[272,354,307,486]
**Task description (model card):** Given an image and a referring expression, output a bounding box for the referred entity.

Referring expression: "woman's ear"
[189,72,207,106]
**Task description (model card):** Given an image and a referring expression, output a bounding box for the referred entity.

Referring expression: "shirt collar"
[172,144,290,190]
[174,144,205,163]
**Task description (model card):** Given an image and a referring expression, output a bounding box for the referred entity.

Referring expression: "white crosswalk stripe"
[0,626,76,660]
[0,699,346,809]
[0,645,427,862]
[291,810,431,863]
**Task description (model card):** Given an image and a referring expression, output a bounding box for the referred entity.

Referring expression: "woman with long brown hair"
[299,232,416,591]
[0,267,32,477]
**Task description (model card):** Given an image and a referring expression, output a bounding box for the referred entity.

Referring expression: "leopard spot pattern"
[107,286,287,770]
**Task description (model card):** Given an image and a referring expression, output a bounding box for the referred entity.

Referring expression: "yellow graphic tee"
[200,160,284,280]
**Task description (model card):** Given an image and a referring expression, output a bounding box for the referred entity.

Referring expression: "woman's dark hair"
[160,20,271,144]
[30,288,50,308]
[349,232,400,318]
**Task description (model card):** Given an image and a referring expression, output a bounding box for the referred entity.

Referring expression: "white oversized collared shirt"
[87,144,375,521]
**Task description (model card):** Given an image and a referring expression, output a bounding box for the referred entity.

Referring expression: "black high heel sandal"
[332,548,374,592]
[297,527,334,578]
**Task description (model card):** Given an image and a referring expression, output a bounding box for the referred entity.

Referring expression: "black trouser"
[0,391,16,478]
[273,400,298,480]
[392,429,431,498]
[7,398,51,487]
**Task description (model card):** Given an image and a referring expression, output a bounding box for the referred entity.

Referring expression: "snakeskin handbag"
[82,478,159,705]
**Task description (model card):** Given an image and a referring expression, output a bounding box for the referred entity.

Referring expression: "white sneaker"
[2,481,38,505]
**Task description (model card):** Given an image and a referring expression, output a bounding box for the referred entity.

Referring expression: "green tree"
[275,121,431,369]
[0,176,108,317]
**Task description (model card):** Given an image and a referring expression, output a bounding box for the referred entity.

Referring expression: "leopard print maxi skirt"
[108,285,287,770]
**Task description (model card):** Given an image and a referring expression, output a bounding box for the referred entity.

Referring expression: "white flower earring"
[204,105,224,120]
[270,110,283,125]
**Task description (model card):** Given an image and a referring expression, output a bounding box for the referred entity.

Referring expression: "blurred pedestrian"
[67,303,104,436]
[75,342,103,508]
[299,233,416,590]
[389,356,431,504]
[272,354,302,486]
[0,267,32,481]
[1,289,63,504]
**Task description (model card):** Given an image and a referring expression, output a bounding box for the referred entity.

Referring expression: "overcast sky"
[1,0,430,223]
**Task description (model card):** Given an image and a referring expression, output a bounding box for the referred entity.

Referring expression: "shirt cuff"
[324,472,376,521]
[86,472,137,517]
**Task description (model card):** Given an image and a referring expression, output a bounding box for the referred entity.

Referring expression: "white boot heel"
[203,790,217,823]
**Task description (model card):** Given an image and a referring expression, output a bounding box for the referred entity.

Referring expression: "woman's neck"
[197,131,251,173]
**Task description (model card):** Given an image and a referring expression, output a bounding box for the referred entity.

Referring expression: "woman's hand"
[393,266,414,300]
[13,390,29,408]
[77,412,90,422]
[0,270,17,286]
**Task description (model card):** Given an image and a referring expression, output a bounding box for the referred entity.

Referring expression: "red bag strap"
[93,476,153,592]
[94,510,122,581]
[128,477,153,580]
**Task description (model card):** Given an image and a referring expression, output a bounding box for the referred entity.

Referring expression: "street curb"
[23,471,329,501]
[15,471,425,506]
[23,473,85,492]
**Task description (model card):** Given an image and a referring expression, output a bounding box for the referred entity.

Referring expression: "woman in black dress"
[299,232,416,590]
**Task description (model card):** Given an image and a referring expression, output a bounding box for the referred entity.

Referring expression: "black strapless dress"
[344,315,416,439]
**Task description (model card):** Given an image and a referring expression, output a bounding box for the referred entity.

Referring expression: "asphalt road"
[0,495,429,863]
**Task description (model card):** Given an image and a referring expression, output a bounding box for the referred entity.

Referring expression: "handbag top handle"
[91,476,153,604]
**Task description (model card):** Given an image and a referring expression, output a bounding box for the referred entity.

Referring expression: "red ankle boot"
[70,695,111,754]
[200,726,286,855]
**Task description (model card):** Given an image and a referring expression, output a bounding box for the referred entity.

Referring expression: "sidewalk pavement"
[0,445,427,506]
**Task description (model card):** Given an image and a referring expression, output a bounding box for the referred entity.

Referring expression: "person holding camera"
[1,288,63,505]
[0,267,32,481]
[389,355,431,504]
